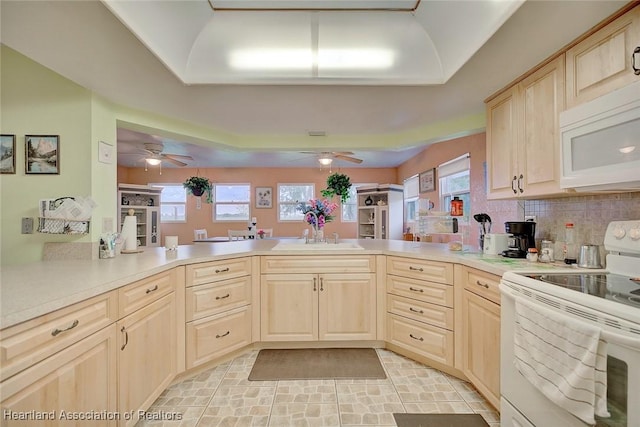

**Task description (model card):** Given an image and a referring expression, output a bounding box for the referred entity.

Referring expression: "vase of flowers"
[297,199,338,241]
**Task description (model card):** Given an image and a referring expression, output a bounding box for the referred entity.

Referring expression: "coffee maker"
[502,221,536,258]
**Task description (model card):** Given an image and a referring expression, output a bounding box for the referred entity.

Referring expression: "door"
[260,274,318,341]
[318,273,376,340]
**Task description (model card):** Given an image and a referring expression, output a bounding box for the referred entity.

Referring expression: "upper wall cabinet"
[566,5,640,109]
[486,56,566,199]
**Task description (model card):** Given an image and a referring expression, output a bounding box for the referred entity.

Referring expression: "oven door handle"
[500,282,640,351]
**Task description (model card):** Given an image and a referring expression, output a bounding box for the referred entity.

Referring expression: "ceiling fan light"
[318,157,333,166]
[145,158,162,166]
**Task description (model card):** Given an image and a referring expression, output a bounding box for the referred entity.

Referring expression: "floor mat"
[248,348,386,381]
[393,413,490,427]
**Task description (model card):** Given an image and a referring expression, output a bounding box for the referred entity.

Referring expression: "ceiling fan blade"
[334,154,363,164]
[162,157,187,167]
[331,151,354,156]
[163,153,193,161]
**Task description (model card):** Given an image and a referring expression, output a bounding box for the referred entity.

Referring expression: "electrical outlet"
[102,217,114,233]
[525,215,536,222]
[21,217,34,234]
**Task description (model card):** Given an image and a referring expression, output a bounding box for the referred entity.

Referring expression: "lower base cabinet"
[0,325,117,426]
[118,293,176,427]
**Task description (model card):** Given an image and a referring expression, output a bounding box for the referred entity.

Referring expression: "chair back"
[228,229,254,241]
[194,229,208,240]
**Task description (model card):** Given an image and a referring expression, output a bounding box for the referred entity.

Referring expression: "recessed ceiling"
[101,0,524,85]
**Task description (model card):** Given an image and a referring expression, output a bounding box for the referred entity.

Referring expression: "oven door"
[500,281,640,427]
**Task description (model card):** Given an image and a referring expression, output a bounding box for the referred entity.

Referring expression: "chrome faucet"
[305,211,319,243]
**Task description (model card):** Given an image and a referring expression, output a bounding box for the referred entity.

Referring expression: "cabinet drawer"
[186,306,252,368]
[186,257,252,287]
[386,275,453,307]
[386,313,453,366]
[261,255,375,274]
[386,294,453,331]
[461,267,501,305]
[386,256,453,284]
[0,291,117,381]
[186,276,251,321]
[118,269,175,318]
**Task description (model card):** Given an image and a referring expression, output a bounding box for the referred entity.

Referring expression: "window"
[150,183,186,223]
[341,183,375,222]
[403,175,419,223]
[278,183,314,221]
[213,184,250,221]
[438,153,471,217]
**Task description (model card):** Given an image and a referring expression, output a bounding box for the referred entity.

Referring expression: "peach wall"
[397,132,520,248]
[119,166,398,245]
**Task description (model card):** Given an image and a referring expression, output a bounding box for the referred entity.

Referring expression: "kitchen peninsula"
[0,239,579,424]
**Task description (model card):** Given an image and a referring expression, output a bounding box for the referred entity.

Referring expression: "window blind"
[438,153,470,178]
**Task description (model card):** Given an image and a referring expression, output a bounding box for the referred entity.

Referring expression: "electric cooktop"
[520,273,640,309]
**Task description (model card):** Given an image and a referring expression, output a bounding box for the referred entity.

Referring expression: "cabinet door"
[318,273,376,341]
[486,86,519,199]
[461,290,500,410]
[1,325,117,426]
[118,293,176,427]
[520,55,565,197]
[566,6,640,108]
[260,274,318,341]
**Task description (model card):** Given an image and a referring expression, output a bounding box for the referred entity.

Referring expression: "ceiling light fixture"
[145,158,162,166]
[318,157,333,166]
[230,49,394,70]
[619,146,636,154]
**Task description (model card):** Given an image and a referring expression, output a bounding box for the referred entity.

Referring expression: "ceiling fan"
[300,151,363,166]
[140,142,193,167]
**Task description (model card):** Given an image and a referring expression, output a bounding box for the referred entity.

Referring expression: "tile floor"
[136,348,500,427]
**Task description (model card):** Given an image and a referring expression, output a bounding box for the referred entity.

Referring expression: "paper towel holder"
[120,209,144,254]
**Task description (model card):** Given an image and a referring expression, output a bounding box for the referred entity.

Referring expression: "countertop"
[0,238,582,329]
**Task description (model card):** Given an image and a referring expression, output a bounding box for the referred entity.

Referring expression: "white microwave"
[559,80,640,192]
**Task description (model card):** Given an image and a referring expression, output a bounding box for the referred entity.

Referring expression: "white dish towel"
[514,296,609,425]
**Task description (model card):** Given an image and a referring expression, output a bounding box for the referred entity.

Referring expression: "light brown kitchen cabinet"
[459,266,501,410]
[185,258,253,369]
[0,324,117,426]
[486,55,566,199]
[385,256,455,368]
[260,255,377,342]
[117,270,178,427]
[566,5,640,109]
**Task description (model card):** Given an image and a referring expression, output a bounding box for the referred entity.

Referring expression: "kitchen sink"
[271,242,364,251]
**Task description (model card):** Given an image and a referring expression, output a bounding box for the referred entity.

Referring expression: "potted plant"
[183,176,213,203]
[321,172,352,204]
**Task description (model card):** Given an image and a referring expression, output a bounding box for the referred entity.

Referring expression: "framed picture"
[419,168,436,193]
[255,186,272,208]
[25,135,59,174]
[0,134,16,174]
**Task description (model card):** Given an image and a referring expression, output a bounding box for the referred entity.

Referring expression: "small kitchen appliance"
[500,220,640,427]
[483,233,511,255]
[473,213,492,251]
[502,221,536,258]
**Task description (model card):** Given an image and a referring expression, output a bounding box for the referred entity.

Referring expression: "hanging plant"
[321,172,352,204]
[183,176,213,203]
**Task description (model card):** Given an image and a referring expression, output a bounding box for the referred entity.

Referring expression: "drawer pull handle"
[51,319,79,336]
[216,293,230,300]
[409,333,424,342]
[476,280,490,289]
[409,287,424,293]
[215,268,230,273]
[120,326,129,351]
[409,307,424,314]
[216,331,230,338]
[409,266,424,272]
[146,284,159,294]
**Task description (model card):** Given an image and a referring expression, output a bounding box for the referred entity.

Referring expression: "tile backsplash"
[524,192,640,264]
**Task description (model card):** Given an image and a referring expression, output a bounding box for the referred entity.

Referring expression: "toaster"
[483,233,511,255]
